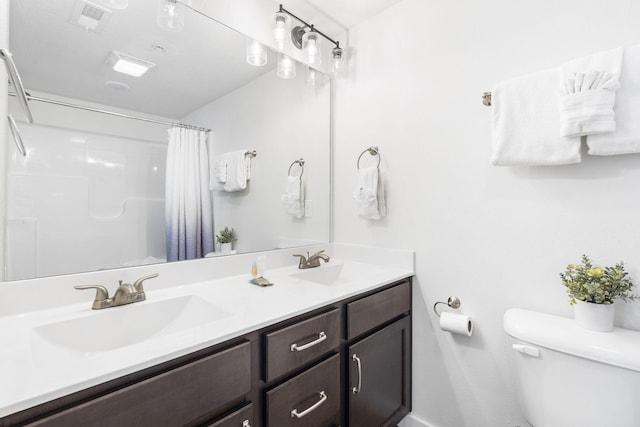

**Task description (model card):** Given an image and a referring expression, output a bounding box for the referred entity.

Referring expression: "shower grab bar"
[1,49,33,123]
[7,114,27,157]
[288,158,305,178]
[356,146,381,169]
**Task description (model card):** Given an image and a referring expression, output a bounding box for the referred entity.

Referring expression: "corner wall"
[334,0,640,426]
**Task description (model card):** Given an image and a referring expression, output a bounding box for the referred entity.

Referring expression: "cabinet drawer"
[266,354,341,427]
[208,402,253,427]
[347,280,411,340]
[28,341,251,427]
[264,308,340,381]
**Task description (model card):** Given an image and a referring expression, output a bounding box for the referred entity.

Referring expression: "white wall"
[334,0,640,426]
[1,0,9,279]
[184,69,330,253]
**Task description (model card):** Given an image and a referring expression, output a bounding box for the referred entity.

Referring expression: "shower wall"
[5,94,168,280]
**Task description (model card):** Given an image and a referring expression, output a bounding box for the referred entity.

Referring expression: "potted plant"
[560,254,636,332]
[216,227,237,254]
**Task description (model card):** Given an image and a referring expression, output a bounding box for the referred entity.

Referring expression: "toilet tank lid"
[504,308,640,373]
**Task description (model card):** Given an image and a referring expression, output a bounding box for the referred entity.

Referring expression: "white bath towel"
[223,150,248,192]
[559,47,623,137]
[491,68,582,166]
[280,176,304,218]
[587,45,640,155]
[353,166,386,220]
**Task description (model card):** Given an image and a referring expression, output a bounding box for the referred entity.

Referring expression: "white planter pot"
[220,242,232,254]
[573,300,615,332]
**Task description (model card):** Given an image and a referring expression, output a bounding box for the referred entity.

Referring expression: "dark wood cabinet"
[4,279,411,427]
[348,317,411,427]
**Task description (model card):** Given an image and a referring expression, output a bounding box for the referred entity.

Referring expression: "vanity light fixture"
[157,0,187,32]
[108,51,155,77]
[246,39,267,67]
[277,53,296,79]
[274,4,344,75]
[273,11,290,50]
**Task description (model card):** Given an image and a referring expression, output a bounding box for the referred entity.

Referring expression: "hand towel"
[209,153,228,191]
[491,68,581,166]
[586,45,640,155]
[353,166,386,220]
[559,47,623,137]
[223,150,248,192]
[280,176,304,218]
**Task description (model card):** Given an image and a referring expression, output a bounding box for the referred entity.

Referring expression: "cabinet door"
[348,317,411,427]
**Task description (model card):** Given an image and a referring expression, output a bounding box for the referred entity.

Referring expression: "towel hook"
[288,158,305,179]
[356,146,381,170]
[433,296,461,318]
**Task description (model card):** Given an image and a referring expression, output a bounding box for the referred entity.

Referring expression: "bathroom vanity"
[0,245,414,427]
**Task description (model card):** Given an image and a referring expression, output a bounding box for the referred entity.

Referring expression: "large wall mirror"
[4,0,331,281]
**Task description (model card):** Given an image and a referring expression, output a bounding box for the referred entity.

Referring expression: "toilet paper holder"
[433,296,461,318]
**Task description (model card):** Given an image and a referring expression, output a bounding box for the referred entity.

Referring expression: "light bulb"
[157,0,185,32]
[246,39,267,67]
[302,30,321,66]
[273,12,289,50]
[277,53,296,79]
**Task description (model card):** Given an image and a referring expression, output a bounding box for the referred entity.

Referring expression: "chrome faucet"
[293,250,330,269]
[75,273,159,310]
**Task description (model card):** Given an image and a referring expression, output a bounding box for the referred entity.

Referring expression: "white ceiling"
[8,0,402,119]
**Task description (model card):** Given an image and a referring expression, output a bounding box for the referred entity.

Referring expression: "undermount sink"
[34,295,230,353]
[290,262,381,286]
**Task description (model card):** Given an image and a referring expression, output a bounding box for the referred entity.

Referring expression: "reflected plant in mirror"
[4,0,331,281]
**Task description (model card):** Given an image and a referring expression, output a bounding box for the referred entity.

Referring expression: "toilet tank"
[504,308,640,427]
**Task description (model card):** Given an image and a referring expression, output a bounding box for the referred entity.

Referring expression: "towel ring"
[288,158,305,179]
[356,146,381,170]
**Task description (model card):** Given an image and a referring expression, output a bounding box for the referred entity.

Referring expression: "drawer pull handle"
[352,354,362,395]
[290,391,327,418]
[290,331,327,352]
[242,420,251,427]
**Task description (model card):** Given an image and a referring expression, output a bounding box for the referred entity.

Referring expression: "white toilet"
[504,308,640,427]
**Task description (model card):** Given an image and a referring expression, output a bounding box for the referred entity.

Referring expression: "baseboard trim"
[399,413,441,427]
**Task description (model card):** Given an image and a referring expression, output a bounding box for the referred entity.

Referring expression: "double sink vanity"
[0,244,414,427]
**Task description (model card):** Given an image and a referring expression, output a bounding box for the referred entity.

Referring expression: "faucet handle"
[74,285,111,309]
[132,273,159,293]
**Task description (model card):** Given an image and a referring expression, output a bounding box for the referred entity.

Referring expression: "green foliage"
[560,254,636,305]
[216,227,237,244]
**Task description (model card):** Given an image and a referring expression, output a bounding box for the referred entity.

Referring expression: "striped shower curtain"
[165,127,214,261]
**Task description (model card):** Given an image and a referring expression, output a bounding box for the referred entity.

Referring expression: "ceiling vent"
[70,0,112,32]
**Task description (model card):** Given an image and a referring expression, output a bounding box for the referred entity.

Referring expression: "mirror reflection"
[4,0,330,281]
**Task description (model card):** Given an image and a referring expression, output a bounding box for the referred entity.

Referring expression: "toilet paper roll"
[439,311,473,336]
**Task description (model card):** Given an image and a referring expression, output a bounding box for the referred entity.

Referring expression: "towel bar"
[356,146,381,169]
[288,158,305,178]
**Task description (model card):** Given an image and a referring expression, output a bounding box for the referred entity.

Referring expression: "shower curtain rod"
[8,92,211,133]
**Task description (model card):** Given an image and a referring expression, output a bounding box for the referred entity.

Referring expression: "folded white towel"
[280,176,304,218]
[353,166,386,220]
[587,45,640,155]
[209,153,229,192]
[223,150,248,192]
[491,68,581,166]
[559,47,623,137]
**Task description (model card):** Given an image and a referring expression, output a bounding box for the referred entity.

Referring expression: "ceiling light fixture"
[107,51,155,77]
[274,4,344,76]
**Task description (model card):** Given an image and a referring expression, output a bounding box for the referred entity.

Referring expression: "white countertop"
[0,244,414,418]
